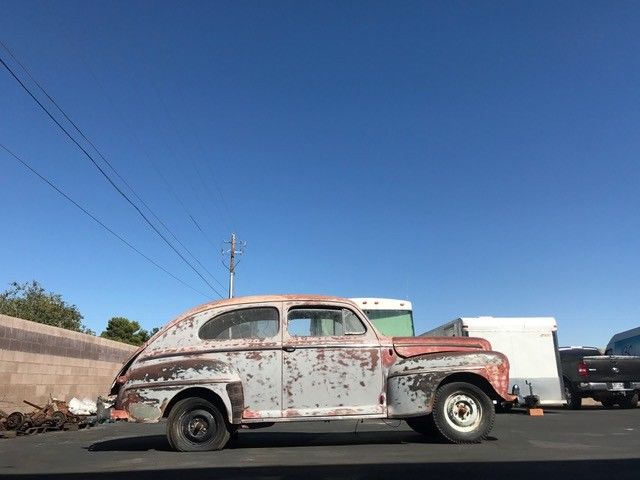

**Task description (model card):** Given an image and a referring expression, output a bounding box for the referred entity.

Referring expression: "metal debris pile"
[0,396,97,437]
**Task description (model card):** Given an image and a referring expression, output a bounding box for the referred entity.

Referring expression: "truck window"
[364,309,414,336]
[199,307,279,340]
[288,308,365,337]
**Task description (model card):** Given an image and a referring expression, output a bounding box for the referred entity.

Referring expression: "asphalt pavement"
[1,407,640,479]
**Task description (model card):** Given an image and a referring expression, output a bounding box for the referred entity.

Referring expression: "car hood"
[392,336,492,358]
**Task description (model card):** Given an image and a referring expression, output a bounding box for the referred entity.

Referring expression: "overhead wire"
[77,50,222,253]
[0,51,225,298]
[0,143,211,299]
[174,87,233,229]
[146,75,231,233]
[0,40,226,292]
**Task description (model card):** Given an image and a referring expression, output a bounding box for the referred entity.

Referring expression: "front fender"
[386,351,514,418]
[116,358,243,424]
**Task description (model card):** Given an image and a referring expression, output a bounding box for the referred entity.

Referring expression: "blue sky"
[1,1,639,346]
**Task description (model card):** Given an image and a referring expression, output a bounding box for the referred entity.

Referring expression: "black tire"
[166,397,230,452]
[431,382,495,444]
[564,382,582,410]
[405,414,437,436]
[618,393,639,409]
[600,397,616,409]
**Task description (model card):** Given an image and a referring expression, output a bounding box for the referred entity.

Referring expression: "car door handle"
[282,346,296,353]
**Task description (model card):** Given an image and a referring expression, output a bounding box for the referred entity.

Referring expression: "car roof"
[162,294,359,333]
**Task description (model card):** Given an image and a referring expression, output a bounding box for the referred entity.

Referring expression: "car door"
[281,301,384,418]
[198,303,283,419]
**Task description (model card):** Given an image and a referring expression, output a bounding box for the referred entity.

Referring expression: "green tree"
[101,317,150,346]
[0,280,92,333]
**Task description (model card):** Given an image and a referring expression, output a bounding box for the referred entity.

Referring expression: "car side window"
[199,307,279,340]
[287,308,366,337]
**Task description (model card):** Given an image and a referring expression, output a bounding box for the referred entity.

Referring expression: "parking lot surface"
[1,407,640,480]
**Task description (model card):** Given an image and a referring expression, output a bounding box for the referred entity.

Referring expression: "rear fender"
[116,358,243,424]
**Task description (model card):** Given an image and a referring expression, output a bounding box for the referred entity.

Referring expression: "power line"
[45,32,221,252]
[0,40,226,292]
[174,87,234,229]
[0,51,224,298]
[146,76,231,232]
[0,143,211,299]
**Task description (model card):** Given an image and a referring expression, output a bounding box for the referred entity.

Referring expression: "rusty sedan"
[110,295,515,451]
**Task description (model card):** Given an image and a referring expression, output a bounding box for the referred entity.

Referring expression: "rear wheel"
[565,383,582,410]
[431,382,495,444]
[618,393,639,409]
[405,414,437,436]
[600,397,616,409]
[166,397,230,452]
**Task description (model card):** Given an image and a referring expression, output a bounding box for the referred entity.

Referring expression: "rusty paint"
[242,408,264,419]
[112,294,514,435]
[393,336,492,358]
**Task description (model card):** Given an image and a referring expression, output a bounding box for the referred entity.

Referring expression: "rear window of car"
[199,307,279,340]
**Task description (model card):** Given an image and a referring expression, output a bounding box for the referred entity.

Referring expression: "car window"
[199,307,279,340]
[287,308,365,337]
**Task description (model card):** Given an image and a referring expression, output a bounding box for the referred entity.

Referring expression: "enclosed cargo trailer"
[422,317,565,406]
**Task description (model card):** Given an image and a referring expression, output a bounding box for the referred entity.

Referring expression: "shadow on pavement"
[3,458,640,480]
[87,429,464,452]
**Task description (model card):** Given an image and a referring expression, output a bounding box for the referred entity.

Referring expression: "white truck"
[422,317,565,406]
[350,298,414,337]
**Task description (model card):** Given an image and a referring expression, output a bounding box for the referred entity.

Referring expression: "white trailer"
[422,317,565,406]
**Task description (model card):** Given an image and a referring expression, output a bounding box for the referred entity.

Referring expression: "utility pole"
[223,233,245,298]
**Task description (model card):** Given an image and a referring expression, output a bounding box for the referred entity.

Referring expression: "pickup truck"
[109,295,516,451]
[559,346,640,409]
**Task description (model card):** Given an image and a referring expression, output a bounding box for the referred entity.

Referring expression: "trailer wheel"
[405,414,437,436]
[618,393,638,409]
[166,397,230,452]
[431,382,495,444]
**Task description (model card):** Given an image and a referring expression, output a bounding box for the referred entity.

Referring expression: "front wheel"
[431,382,495,444]
[166,397,231,452]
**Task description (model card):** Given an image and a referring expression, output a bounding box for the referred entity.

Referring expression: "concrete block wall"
[0,314,137,413]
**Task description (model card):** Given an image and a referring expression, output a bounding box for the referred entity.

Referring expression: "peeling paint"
[111,295,514,429]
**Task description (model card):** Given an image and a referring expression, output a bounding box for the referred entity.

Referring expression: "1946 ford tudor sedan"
[110,295,516,451]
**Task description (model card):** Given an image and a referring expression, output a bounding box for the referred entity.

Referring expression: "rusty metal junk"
[0,396,96,437]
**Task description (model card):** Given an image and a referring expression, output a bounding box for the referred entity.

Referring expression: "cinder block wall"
[0,314,137,413]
